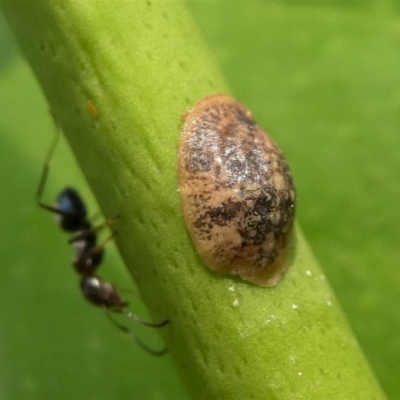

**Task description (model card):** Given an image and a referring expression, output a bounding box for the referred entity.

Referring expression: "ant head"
[56,187,87,231]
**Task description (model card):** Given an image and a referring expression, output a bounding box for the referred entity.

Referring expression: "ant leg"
[90,233,117,256]
[88,210,103,226]
[68,215,121,244]
[120,309,169,328]
[104,307,168,356]
[105,290,169,323]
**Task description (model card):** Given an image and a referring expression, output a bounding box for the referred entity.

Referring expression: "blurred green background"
[0,1,399,399]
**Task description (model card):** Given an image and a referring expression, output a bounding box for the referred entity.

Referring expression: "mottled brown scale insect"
[178,94,296,287]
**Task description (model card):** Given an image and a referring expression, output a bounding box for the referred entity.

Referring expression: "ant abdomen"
[81,275,127,309]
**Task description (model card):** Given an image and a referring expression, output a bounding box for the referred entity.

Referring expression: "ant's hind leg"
[104,308,168,356]
[122,309,169,328]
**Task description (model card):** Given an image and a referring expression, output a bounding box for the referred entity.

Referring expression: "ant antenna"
[105,308,168,356]
[36,125,61,211]
[36,125,87,231]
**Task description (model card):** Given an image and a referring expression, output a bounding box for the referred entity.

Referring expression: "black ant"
[36,131,168,356]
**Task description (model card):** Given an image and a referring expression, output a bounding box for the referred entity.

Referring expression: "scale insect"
[36,130,168,355]
[178,94,296,287]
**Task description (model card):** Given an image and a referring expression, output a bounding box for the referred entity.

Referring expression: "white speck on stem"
[228,285,235,292]
[298,372,303,377]
[232,299,239,307]
[292,304,299,310]
[306,269,312,277]
[327,300,332,307]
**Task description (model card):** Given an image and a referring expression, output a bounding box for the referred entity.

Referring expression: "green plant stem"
[1,1,385,399]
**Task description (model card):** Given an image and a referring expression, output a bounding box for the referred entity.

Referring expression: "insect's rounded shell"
[178,94,296,287]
